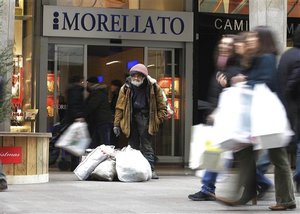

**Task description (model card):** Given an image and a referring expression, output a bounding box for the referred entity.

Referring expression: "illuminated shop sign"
[43,6,193,42]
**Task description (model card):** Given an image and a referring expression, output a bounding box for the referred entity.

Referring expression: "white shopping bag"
[91,158,117,181]
[251,84,294,149]
[73,145,115,180]
[189,124,231,172]
[55,121,91,156]
[213,85,253,151]
[115,146,152,182]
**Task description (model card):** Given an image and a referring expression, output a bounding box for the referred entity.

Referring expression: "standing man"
[277,25,300,192]
[0,164,7,191]
[113,63,167,179]
[86,76,113,148]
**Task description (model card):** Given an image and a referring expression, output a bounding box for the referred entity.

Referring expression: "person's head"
[253,25,278,55]
[233,32,247,56]
[293,25,300,48]
[218,35,235,57]
[129,63,148,87]
[110,79,122,92]
[215,35,235,71]
[86,76,99,91]
[69,75,83,84]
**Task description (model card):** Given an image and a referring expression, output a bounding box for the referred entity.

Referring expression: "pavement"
[0,168,299,214]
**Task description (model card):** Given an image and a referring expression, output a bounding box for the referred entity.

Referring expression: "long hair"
[254,25,278,55]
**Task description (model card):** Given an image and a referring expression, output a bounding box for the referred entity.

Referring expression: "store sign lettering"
[0,147,22,164]
[214,18,249,31]
[43,6,193,42]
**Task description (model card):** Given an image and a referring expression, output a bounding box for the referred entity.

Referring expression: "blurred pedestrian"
[188,34,236,201]
[60,75,86,171]
[277,25,300,193]
[214,26,296,211]
[0,164,7,191]
[113,63,167,179]
[86,76,113,148]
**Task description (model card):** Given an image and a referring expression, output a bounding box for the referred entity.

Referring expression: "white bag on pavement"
[55,121,91,156]
[115,146,152,182]
[73,145,115,180]
[91,158,117,181]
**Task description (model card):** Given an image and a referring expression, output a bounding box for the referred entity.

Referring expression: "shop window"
[11,0,35,132]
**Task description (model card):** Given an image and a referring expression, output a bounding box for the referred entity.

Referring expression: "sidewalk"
[0,170,299,214]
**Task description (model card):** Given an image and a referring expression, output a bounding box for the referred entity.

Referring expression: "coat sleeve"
[155,84,168,123]
[114,86,126,127]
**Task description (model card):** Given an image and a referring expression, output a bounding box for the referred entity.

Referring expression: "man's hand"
[113,126,121,137]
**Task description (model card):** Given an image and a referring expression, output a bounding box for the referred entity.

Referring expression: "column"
[0,0,15,131]
[249,0,287,54]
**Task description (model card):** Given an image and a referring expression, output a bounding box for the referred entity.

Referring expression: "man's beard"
[131,78,145,87]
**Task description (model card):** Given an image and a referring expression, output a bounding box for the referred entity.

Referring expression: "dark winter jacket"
[277,25,300,139]
[85,84,113,126]
[114,76,167,138]
[65,83,86,124]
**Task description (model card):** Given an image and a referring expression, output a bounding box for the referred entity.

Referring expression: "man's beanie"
[129,63,148,76]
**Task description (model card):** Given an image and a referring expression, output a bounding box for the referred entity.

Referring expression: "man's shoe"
[188,191,215,201]
[151,171,159,179]
[269,204,296,211]
[0,179,8,191]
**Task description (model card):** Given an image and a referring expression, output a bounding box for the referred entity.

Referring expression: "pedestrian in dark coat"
[277,25,300,192]
[86,76,113,148]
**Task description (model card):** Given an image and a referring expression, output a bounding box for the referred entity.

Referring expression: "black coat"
[64,84,86,125]
[277,46,300,138]
[85,84,113,126]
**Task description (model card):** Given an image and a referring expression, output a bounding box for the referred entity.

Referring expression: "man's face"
[131,72,145,87]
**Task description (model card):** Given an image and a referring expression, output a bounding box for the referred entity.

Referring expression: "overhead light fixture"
[106,60,120,65]
[147,64,155,68]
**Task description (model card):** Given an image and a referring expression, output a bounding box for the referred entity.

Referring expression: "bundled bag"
[73,145,115,180]
[91,158,117,181]
[189,124,228,172]
[251,84,294,149]
[213,85,253,151]
[115,146,152,182]
[55,121,91,156]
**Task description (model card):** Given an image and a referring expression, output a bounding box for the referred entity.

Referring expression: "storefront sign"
[43,6,193,42]
[0,147,22,164]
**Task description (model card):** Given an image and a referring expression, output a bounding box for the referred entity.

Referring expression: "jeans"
[90,122,113,148]
[256,150,273,188]
[0,164,6,180]
[293,142,300,181]
[129,112,155,170]
[201,171,218,194]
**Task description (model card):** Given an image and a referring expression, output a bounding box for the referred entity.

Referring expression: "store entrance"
[47,44,182,160]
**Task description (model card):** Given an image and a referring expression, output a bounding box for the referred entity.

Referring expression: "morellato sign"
[0,147,22,164]
[43,6,193,42]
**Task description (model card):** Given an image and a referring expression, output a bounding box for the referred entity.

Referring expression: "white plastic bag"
[55,121,91,156]
[189,124,229,172]
[115,146,152,182]
[213,85,253,150]
[73,145,113,180]
[91,158,117,181]
[251,84,294,149]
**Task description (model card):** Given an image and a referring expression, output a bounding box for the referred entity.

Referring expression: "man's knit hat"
[129,63,148,76]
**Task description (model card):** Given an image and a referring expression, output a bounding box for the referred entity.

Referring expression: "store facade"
[5,1,194,165]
